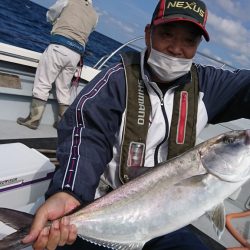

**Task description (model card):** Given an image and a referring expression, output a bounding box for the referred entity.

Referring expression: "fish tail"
[0,207,33,250]
[0,229,30,250]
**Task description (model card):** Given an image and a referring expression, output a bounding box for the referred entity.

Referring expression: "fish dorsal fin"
[78,235,145,250]
[207,203,225,239]
[0,207,33,230]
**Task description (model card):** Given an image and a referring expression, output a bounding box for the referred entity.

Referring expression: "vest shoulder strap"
[167,64,199,159]
[119,52,151,183]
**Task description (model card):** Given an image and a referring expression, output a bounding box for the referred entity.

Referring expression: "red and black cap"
[151,0,210,41]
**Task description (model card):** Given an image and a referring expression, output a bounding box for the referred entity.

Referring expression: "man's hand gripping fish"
[0,130,250,250]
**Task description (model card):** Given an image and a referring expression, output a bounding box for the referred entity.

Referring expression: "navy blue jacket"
[46,57,250,203]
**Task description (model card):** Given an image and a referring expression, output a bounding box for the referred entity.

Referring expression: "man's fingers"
[22,208,49,244]
[58,217,70,246]
[22,193,80,247]
[67,224,78,245]
[32,227,50,250]
[47,220,61,250]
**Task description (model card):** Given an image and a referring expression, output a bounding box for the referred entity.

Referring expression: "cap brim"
[153,16,210,42]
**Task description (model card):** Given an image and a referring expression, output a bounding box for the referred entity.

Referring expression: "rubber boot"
[53,104,69,129]
[17,98,46,130]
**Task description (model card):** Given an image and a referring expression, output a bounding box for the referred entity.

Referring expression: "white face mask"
[147,48,193,82]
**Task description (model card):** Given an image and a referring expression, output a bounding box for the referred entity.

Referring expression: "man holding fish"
[20,0,250,249]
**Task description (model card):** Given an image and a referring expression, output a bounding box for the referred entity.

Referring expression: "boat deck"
[0,119,57,140]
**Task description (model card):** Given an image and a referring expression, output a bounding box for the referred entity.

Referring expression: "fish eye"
[223,136,235,144]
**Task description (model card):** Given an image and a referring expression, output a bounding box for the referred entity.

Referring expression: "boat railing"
[93,36,144,70]
[0,42,40,68]
[195,51,236,70]
[93,36,236,71]
[93,55,110,69]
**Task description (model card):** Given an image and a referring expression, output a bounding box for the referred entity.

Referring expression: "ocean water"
[0,0,135,67]
[0,0,233,71]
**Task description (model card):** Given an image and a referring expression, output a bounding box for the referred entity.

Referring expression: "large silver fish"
[1,130,250,250]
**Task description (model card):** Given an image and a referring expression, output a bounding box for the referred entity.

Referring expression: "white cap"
[87,0,92,4]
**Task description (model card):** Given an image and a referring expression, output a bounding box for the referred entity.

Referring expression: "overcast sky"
[31,0,250,69]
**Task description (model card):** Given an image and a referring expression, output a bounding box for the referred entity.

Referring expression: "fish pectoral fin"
[175,174,208,187]
[78,235,145,250]
[207,203,225,239]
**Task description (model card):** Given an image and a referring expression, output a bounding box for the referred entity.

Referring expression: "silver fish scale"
[69,150,207,246]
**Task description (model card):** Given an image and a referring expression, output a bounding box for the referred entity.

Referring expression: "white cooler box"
[0,142,55,209]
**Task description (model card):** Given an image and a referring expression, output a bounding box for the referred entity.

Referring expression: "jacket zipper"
[154,93,169,165]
